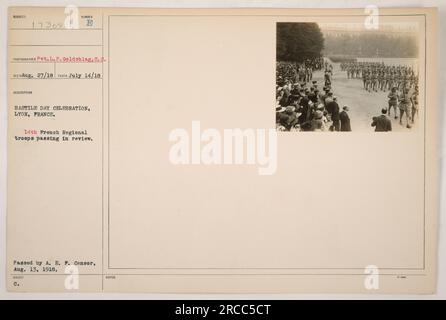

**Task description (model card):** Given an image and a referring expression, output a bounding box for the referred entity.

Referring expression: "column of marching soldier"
[276,59,420,131]
[341,61,419,129]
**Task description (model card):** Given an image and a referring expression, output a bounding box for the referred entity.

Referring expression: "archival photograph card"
[7,7,438,293]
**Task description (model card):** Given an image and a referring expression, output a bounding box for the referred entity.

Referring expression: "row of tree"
[276,23,324,63]
[276,23,418,62]
[323,33,418,58]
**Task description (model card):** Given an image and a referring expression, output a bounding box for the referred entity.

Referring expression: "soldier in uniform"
[398,85,412,128]
[410,85,419,124]
[387,87,399,119]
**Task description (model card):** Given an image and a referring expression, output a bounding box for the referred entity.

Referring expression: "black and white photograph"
[276,22,420,132]
[1,1,443,303]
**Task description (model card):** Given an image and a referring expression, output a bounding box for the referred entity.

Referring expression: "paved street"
[313,62,419,132]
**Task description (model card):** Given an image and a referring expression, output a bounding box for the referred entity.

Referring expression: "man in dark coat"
[339,105,352,131]
[297,96,311,125]
[328,96,340,131]
[308,87,318,104]
[371,108,392,132]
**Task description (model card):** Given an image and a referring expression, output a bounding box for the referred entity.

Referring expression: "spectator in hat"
[330,96,341,131]
[324,92,334,108]
[340,106,352,131]
[297,95,311,124]
[311,106,328,132]
[308,87,318,104]
[276,106,287,125]
[371,108,392,132]
[277,106,298,131]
